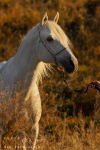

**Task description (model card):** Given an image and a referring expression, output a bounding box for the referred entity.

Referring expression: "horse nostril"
[69,59,74,68]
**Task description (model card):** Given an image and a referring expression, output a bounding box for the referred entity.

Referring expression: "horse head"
[37,12,78,73]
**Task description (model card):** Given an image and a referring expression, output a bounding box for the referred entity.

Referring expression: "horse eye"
[47,37,53,42]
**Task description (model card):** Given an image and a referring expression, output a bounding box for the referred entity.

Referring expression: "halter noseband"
[38,26,66,65]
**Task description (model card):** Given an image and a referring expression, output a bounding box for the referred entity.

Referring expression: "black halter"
[38,26,89,94]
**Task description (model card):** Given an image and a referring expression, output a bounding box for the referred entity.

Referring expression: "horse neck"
[9,25,40,90]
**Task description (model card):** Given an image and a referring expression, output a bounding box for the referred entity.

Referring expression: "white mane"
[34,62,51,84]
[47,21,73,52]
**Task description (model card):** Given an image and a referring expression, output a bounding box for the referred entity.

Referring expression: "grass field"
[0,0,100,149]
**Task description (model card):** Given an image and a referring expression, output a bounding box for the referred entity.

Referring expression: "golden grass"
[0,86,99,149]
[0,0,100,149]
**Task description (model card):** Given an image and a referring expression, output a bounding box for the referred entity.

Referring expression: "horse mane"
[47,21,73,52]
[34,62,51,84]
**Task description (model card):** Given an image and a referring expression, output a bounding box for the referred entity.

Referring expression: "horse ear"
[52,12,59,24]
[41,12,48,25]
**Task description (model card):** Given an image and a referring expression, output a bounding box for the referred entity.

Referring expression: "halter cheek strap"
[38,26,66,65]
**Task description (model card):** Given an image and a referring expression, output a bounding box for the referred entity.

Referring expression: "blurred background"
[0,0,100,149]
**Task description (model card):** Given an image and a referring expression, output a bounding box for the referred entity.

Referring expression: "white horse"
[0,12,78,149]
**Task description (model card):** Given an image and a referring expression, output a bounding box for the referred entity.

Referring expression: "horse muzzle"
[56,50,78,73]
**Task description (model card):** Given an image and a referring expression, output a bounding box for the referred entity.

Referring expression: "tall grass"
[0,0,100,149]
[1,88,100,149]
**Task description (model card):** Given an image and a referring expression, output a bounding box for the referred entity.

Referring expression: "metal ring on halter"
[38,26,66,65]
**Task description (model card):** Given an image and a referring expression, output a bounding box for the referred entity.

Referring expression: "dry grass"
[37,120,100,150]
[0,0,100,149]
[36,95,100,150]
[0,87,99,150]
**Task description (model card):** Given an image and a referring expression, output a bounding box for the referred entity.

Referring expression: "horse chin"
[57,59,75,74]
[55,50,78,74]
[60,63,74,74]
